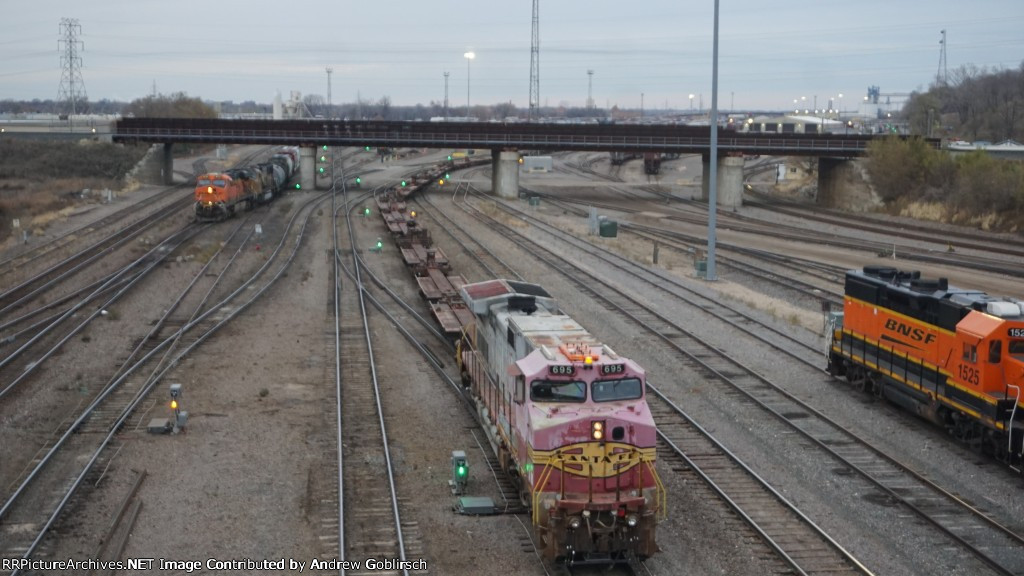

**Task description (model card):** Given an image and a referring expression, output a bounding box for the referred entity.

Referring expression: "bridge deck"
[112,118,937,157]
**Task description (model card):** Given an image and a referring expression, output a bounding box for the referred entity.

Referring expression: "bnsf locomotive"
[457,279,664,564]
[194,147,298,221]
[827,266,1024,467]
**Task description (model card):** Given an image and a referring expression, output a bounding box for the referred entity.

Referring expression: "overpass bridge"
[112,118,937,205]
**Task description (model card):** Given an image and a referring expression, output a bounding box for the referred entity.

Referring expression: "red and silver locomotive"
[457,279,664,565]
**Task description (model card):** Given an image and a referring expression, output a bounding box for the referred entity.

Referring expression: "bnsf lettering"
[883,319,936,344]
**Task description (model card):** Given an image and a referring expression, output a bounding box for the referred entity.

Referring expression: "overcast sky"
[3,0,1022,113]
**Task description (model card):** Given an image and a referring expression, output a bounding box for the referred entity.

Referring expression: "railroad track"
[333,184,419,576]
[0,189,330,574]
[449,187,1024,575]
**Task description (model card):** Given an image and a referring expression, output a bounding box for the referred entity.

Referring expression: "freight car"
[643,152,662,175]
[458,279,664,565]
[827,266,1024,467]
[194,147,298,222]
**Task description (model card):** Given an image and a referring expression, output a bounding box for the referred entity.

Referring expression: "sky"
[2,0,1022,113]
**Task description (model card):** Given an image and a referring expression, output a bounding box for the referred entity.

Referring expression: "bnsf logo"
[884,319,936,344]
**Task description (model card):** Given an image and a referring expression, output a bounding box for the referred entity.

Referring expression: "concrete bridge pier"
[491,150,520,199]
[299,147,315,191]
[817,157,855,207]
[162,143,174,185]
[700,154,745,208]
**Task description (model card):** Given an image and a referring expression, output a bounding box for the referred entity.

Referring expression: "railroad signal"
[169,384,188,433]
[438,179,445,186]
[450,450,468,494]
[447,155,452,161]
[400,180,407,187]
[363,207,370,217]
[322,144,329,151]
[365,146,371,151]
[355,176,362,187]
[294,183,301,190]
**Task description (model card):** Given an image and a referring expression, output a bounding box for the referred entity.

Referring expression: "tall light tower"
[444,71,450,121]
[587,69,594,110]
[529,0,540,120]
[937,29,948,86]
[464,51,475,118]
[57,18,87,117]
[325,67,333,118]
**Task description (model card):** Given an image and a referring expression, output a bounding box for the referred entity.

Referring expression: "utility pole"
[57,18,87,118]
[444,71,450,121]
[325,67,333,118]
[529,0,540,120]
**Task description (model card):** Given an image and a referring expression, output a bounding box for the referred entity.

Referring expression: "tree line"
[903,61,1024,142]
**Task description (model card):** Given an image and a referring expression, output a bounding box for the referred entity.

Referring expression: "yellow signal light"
[170,399,178,410]
[438,179,445,186]
[410,210,417,218]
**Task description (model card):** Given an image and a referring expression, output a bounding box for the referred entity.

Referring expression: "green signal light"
[355,177,362,184]
[363,207,370,216]
[375,240,383,249]
[456,465,467,478]
[400,180,407,187]
[447,155,452,161]
[318,167,325,173]
[319,155,326,162]
[322,144,328,151]
[295,183,301,189]
[365,146,371,151]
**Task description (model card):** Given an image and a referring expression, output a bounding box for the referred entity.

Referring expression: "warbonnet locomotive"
[457,279,665,564]
[827,265,1024,467]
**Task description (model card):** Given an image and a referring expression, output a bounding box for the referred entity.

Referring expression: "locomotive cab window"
[962,343,977,363]
[989,340,1002,364]
[531,380,585,403]
[592,378,643,402]
[1010,340,1024,358]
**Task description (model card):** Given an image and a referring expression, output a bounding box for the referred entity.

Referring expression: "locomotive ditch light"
[584,356,593,368]
[626,514,639,527]
[568,516,582,530]
[592,420,605,441]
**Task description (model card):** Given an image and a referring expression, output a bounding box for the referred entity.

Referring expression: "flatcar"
[458,279,664,564]
[827,266,1024,467]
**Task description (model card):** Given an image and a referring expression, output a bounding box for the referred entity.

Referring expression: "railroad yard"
[3,144,1024,576]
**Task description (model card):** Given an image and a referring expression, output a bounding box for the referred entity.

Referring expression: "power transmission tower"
[587,69,594,110]
[326,67,333,117]
[444,72,450,121]
[57,18,87,117]
[528,0,540,120]
[936,29,948,86]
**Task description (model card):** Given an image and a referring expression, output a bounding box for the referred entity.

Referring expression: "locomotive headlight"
[626,514,639,527]
[207,186,213,194]
[568,516,582,530]
[591,420,605,441]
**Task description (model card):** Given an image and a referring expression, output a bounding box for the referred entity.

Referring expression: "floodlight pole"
[706,0,719,281]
